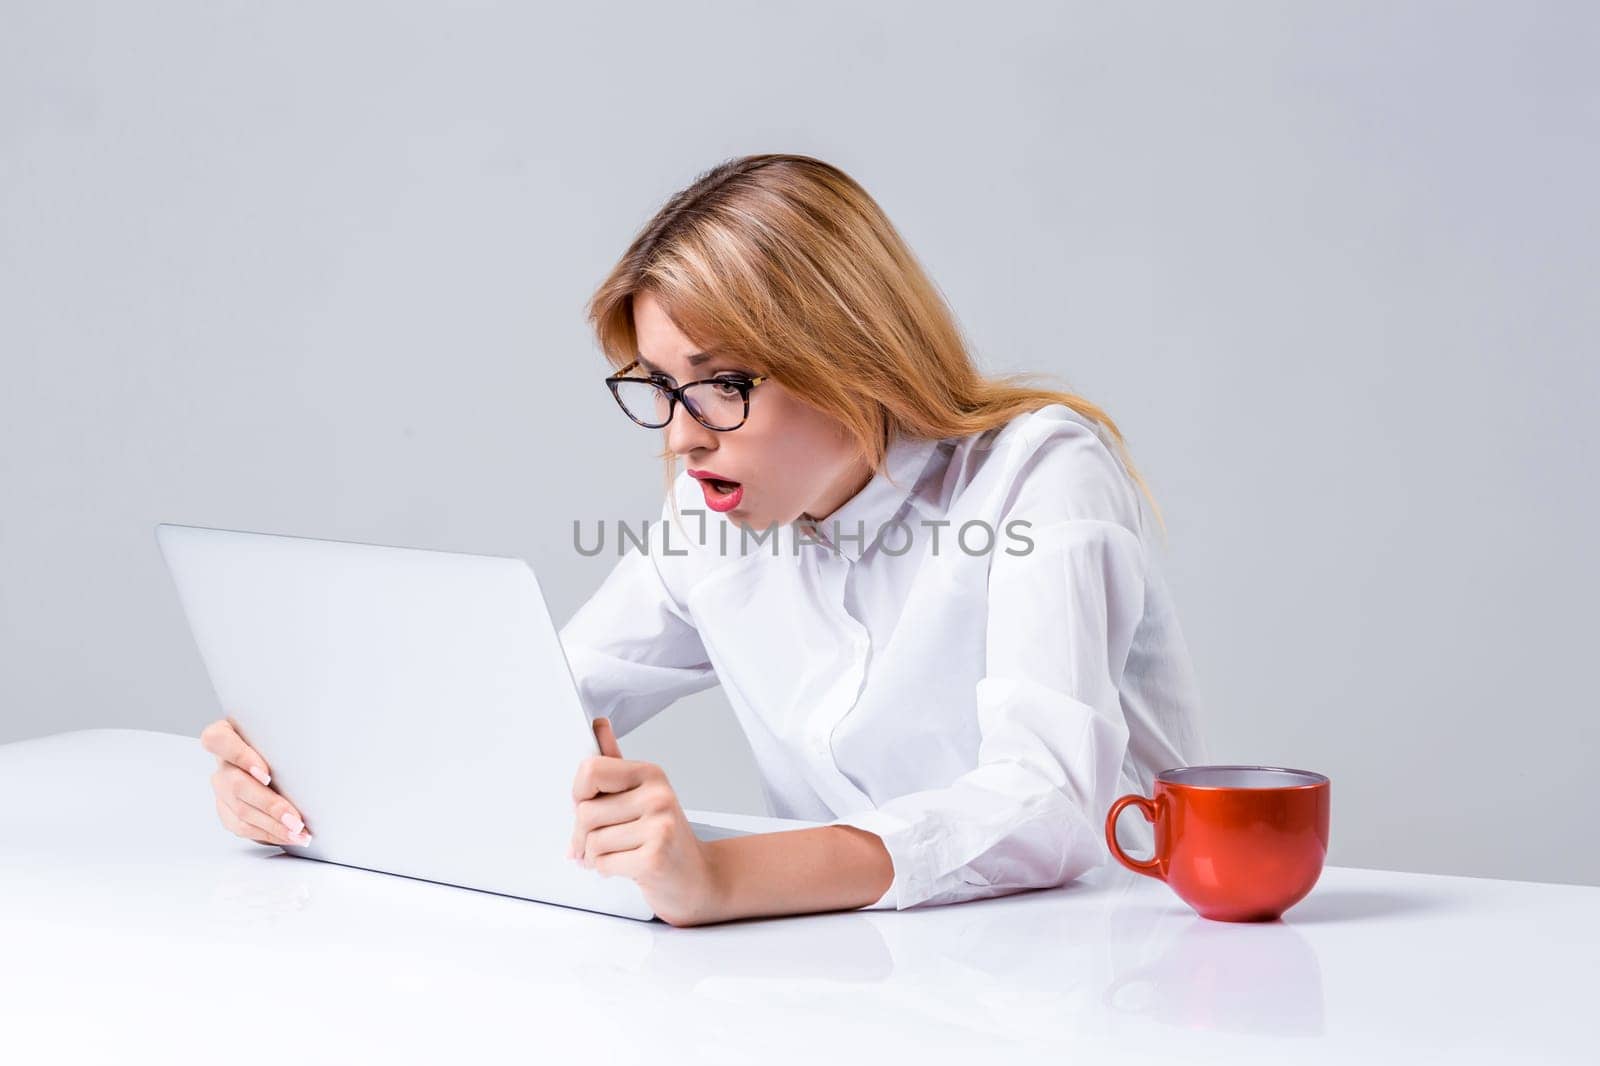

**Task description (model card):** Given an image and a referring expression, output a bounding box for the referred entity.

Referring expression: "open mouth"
[693,474,745,512]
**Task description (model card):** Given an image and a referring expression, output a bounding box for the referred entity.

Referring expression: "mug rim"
[1157,764,1329,790]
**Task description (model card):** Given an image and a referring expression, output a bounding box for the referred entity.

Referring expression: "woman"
[200,153,1208,927]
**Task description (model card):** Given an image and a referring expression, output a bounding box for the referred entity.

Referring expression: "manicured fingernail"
[250,767,271,786]
[295,832,313,845]
[281,811,304,833]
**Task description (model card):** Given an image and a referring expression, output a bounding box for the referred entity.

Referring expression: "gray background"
[3,2,1595,887]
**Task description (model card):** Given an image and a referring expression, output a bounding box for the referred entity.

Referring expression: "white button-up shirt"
[559,402,1209,910]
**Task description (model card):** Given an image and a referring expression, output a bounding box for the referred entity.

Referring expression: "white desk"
[1,729,1592,1064]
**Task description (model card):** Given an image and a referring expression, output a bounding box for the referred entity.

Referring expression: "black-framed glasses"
[604,358,771,432]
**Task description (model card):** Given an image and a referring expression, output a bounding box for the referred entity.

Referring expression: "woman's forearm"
[700,825,894,923]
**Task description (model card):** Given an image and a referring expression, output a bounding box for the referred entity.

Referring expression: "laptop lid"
[155,522,655,921]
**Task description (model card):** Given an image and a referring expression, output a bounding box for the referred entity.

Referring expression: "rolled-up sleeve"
[830,517,1148,910]
[558,498,720,739]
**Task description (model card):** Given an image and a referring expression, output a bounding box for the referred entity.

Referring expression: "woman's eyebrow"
[635,351,718,378]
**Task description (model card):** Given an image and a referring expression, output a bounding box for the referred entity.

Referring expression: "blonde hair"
[585,153,1167,544]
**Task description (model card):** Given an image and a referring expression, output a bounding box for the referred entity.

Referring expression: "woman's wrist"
[698,838,740,923]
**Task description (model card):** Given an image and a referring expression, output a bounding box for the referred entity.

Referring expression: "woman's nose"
[664,397,716,456]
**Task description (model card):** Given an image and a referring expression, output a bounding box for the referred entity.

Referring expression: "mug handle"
[1104,794,1165,880]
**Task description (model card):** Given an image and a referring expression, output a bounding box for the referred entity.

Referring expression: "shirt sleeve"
[829,426,1150,910]
[557,495,721,739]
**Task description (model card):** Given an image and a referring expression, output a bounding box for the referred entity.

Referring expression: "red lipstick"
[688,469,744,513]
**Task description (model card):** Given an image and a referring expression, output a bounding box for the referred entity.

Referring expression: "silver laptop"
[155,522,819,921]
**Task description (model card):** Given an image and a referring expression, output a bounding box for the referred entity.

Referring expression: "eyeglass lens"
[612,379,747,430]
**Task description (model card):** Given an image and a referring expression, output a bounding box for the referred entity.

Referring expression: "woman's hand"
[568,718,726,927]
[199,717,313,848]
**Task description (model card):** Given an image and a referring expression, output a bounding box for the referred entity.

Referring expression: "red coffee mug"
[1104,765,1331,922]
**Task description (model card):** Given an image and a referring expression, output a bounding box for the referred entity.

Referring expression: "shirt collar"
[799,430,942,563]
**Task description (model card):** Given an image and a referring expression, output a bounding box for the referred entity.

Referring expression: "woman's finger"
[214,764,311,843]
[569,790,644,860]
[592,717,623,758]
[577,817,648,872]
[199,718,273,787]
[215,793,294,847]
[234,799,308,847]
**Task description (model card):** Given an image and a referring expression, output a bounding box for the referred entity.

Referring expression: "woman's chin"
[727,509,777,535]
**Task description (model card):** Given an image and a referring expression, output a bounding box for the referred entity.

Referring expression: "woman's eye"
[711,377,747,395]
